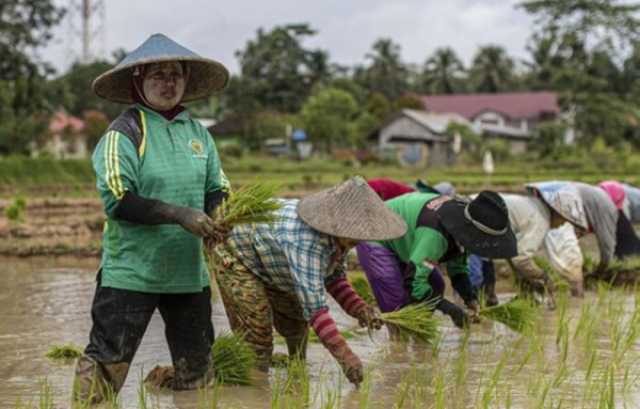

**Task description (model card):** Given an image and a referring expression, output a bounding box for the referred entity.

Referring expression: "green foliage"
[393,94,424,111]
[421,47,466,94]
[248,111,293,151]
[210,332,256,385]
[532,122,567,157]
[230,23,330,113]
[469,45,515,93]
[4,195,27,222]
[0,0,66,154]
[300,87,358,152]
[355,38,410,100]
[364,92,392,121]
[45,343,82,361]
[49,61,121,120]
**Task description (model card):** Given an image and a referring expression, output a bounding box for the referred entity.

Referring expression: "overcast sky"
[44,0,536,75]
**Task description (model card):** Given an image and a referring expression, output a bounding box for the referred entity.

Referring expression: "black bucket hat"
[436,191,517,258]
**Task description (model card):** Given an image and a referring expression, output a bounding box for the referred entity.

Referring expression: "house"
[420,91,562,154]
[42,111,88,159]
[369,109,472,167]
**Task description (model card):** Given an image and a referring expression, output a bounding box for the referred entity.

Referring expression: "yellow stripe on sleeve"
[104,131,119,198]
[113,132,125,198]
[138,109,147,157]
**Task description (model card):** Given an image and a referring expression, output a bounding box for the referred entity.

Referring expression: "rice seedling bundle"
[349,275,375,305]
[380,302,440,343]
[45,343,82,361]
[211,332,256,385]
[210,183,282,229]
[480,298,538,333]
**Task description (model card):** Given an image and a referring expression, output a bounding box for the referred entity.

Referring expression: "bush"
[219,144,244,159]
[5,196,26,222]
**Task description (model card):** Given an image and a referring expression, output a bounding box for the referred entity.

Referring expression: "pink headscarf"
[599,181,626,209]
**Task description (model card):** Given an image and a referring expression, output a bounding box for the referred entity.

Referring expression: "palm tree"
[422,47,466,94]
[469,45,515,93]
[361,38,409,99]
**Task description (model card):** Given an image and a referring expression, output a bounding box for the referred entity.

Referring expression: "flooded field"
[3,256,640,408]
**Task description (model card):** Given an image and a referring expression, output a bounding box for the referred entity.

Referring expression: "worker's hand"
[435,298,469,329]
[465,299,481,323]
[356,305,383,331]
[175,207,217,237]
[333,344,363,386]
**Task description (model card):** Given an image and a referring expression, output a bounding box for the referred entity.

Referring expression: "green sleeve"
[408,227,448,301]
[91,130,139,217]
[204,130,230,194]
[446,252,469,277]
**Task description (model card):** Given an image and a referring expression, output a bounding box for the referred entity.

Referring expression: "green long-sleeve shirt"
[93,104,229,293]
[378,192,468,301]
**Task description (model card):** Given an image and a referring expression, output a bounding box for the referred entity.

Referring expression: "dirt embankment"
[0,198,105,257]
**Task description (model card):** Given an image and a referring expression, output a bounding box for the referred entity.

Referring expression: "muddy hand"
[175,208,216,237]
[466,299,481,323]
[357,305,383,331]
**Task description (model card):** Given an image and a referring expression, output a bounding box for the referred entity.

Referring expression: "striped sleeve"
[92,130,139,217]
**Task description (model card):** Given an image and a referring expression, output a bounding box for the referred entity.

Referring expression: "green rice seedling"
[358,367,373,409]
[349,275,375,305]
[480,351,508,409]
[453,330,470,389]
[380,301,440,344]
[479,298,538,333]
[211,331,256,385]
[534,256,571,293]
[197,380,221,409]
[137,368,149,409]
[45,343,82,361]
[433,369,447,409]
[211,183,282,229]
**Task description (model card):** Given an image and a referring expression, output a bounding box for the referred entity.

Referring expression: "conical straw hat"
[297,176,407,241]
[93,33,229,103]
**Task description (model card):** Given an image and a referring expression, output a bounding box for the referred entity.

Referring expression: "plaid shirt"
[226,199,346,320]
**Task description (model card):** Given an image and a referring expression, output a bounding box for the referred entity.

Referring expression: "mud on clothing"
[214,245,308,365]
[376,192,469,302]
[92,104,229,293]
[84,272,214,391]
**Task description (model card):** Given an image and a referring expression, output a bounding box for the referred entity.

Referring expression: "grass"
[45,343,82,361]
[210,331,256,385]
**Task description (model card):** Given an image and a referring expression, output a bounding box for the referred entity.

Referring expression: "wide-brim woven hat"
[297,176,407,241]
[93,33,229,103]
[436,191,517,259]
[525,181,588,230]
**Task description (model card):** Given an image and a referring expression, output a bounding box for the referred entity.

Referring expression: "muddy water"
[2,257,640,408]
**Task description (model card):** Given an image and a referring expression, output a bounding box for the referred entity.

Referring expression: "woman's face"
[142,62,186,111]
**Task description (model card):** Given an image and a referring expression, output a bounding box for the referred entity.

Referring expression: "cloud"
[44,0,535,75]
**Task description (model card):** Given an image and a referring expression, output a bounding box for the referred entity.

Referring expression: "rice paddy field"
[3,155,640,408]
[3,253,640,409]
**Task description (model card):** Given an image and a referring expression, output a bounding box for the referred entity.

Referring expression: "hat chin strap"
[464,204,508,236]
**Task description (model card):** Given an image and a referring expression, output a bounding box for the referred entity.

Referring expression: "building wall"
[378,117,449,167]
[379,117,438,146]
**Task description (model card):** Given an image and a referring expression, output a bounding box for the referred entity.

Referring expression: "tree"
[421,47,466,94]
[0,0,66,154]
[469,45,515,93]
[355,38,409,100]
[520,0,640,146]
[300,87,358,152]
[394,94,424,111]
[231,23,331,113]
[50,60,121,120]
[364,92,392,121]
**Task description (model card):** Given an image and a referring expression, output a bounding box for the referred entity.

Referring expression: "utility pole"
[66,0,106,64]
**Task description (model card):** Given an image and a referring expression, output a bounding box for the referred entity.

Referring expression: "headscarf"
[599,181,626,210]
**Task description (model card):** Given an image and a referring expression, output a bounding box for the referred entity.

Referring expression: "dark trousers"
[615,210,640,259]
[84,273,214,390]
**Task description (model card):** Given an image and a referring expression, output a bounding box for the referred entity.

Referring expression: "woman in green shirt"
[73,34,230,403]
[357,191,517,327]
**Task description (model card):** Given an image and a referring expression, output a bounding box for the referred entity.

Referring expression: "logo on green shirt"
[189,139,206,158]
